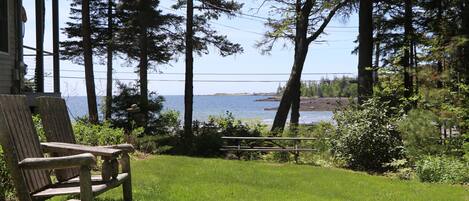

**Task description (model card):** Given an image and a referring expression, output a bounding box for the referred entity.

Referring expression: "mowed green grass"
[56,155,468,201]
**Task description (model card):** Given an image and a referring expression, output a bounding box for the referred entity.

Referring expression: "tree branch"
[306,0,350,44]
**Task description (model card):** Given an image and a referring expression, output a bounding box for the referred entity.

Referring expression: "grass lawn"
[55,155,468,201]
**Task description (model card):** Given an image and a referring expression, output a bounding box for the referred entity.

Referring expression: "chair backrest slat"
[37,97,80,181]
[0,95,51,195]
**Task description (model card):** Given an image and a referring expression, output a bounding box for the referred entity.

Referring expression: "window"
[0,0,8,53]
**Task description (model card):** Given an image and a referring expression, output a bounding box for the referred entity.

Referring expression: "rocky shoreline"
[257,97,351,111]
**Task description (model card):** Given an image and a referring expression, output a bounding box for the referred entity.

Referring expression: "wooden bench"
[221,136,316,162]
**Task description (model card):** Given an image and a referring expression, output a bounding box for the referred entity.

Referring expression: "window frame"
[0,0,9,53]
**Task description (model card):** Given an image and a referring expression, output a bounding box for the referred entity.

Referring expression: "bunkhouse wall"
[0,0,21,94]
[0,0,61,96]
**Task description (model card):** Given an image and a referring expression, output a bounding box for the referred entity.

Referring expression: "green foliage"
[463,133,469,162]
[397,109,442,159]
[132,110,180,154]
[172,0,243,57]
[32,115,46,142]
[270,123,340,166]
[73,120,126,146]
[135,135,174,154]
[332,98,404,172]
[60,0,118,64]
[189,112,266,157]
[110,82,165,135]
[0,147,13,200]
[116,0,182,66]
[415,156,469,184]
[277,77,357,97]
[383,159,414,180]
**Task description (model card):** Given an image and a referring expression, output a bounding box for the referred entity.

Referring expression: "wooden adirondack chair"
[36,96,133,200]
[0,95,130,201]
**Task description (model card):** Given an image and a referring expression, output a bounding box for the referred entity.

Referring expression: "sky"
[22,0,359,96]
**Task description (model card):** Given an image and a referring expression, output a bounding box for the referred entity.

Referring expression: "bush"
[0,147,13,200]
[73,120,127,146]
[415,156,469,184]
[110,82,165,135]
[190,112,266,157]
[397,109,443,160]
[32,115,46,142]
[135,134,175,154]
[273,123,340,166]
[333,98,404,172]
[132,110,180,154]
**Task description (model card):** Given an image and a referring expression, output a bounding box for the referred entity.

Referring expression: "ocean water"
[64,95,333,124]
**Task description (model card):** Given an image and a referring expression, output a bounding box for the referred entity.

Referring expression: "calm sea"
[64,96,333,124]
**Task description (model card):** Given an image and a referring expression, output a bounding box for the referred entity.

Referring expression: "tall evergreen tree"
[115,0,182,129]
[402,0,414,99]
[185,0,194,150]
[82,0,99,123]
[105,0,114,120]
[357,0,374,103]
[173,0,243,148]
[61,0,118,121]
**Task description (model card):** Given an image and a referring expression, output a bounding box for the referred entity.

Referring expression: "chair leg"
[79,165,93,201]
[123,177,132,201]
[122,154,132,201]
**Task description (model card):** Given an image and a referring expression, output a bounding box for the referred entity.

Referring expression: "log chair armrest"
[101,144,135,153]
[41,142,122,157]
[18,153,96,170]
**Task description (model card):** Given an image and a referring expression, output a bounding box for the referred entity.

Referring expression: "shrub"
[415,156,469,184]
[397,109,443,160]
[463,134,469,162]
[32,115,46,142]
[135,135,175,154]
[110,82,165,135]
[274,123,339,166]
[0,147,13,200]
[333,98,404,172]
[189,112,266,157]
[132,110,180,154]
[73,120,126,146]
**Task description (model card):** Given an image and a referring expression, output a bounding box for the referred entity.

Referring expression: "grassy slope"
[56,155,468,201]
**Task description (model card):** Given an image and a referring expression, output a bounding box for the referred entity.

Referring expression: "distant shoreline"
[257,97,352,111]
[209,92,277,96]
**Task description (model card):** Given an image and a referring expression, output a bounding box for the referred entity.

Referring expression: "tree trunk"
[357,0,374,104]
[290,81,301,131]
[436,0,443,88]
[373,39,380,84]
[138,2,149,127]
[413,42,419,93]
[373,18,382,85]
[82,0,99,124]
[105,0,113,120]
[271,1,311,133]
[463,0,469,83]
[403,0,413,99]
[289,0,303,132]
[184,0,194,151]
[35,0,44,93]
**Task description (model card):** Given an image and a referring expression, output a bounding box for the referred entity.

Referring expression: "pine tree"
[357,0,374,103]
[61,0,119,122]
[173,0,243,151]
[82,0,99,123]
[115,0,182,129]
